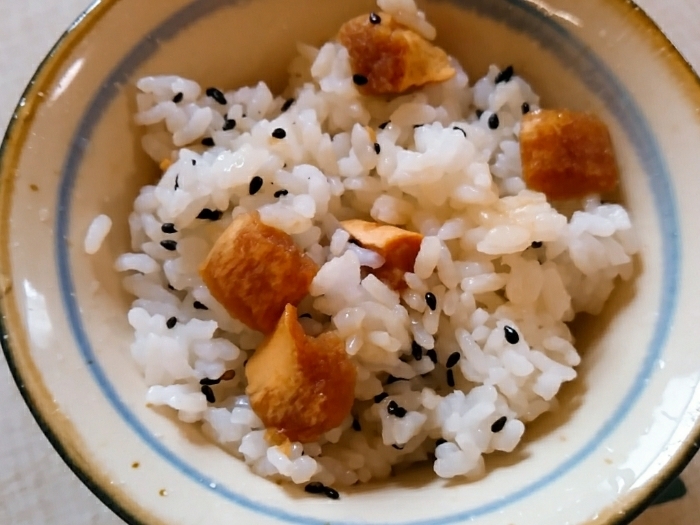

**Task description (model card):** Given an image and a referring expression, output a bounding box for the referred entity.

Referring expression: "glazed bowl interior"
[3,0,700,524]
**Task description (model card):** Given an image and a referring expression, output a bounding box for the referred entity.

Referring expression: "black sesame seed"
[161,222,177,234]
[191,159,197,166]
[374,142,381,154]
[352,74,368,86]
[374,392,389,403]
[378,121,389,130]
[201,384,216,403]
[304,482,326,494]
[446,352,461,368]
[352,418,362,431]
[531,241,543,248]
[193,301,209,310]
[271,128,287,139]
[476,109,484,119]
[446,369,455,387]
[205,87,227,105]
[392,444,404,450]
[426,349,438,364]
[281,98,295,112]
[222,118,236,131]
[425,292,437,311]
[453,126,467,138]
[196,208,223,221]
[488,113,500,130]
[174,175,180,190]
[249,175,264,195]
[521,102,531,115]
[160,240,177,251]
[323,487,340,500]
[387,400,407,418]
[201,137,215,147]
[435,438,447,447]
[166,316,177,329]
[495,65,514,84]
[369,12,381,24]
[504,325,519,344]
[491,416,507,433]
[172,92,184,103]
[411,341,423,361]
[274,189,289,198]
[200,377,221,386]
[299,313,312,319]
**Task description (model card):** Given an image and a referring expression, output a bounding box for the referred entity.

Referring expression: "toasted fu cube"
[159,158,173,171]
[246,304,357,443]
[341,219,423,290]
[520,109,620,200]
[338,12,455,95]
[199,211,318,334]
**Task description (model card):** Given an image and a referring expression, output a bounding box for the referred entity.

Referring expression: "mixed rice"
[108,0,638,493]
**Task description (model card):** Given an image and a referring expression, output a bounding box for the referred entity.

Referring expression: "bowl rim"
[1,1,700,524]
[0,3,153,523]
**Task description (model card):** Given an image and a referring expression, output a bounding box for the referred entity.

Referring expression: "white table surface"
[1,1,700,523]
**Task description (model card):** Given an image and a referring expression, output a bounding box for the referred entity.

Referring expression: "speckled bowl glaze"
[2,0,700,523]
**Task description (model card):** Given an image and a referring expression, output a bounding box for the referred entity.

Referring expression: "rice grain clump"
[118,0,638,488]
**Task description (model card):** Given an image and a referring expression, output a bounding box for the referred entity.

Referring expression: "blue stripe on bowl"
[54,0,680,523]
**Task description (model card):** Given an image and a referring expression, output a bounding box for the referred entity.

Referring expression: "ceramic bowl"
[2,0,700,523]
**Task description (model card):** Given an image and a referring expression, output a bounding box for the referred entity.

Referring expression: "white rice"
[114,0,638,488]
[84,214,112,254]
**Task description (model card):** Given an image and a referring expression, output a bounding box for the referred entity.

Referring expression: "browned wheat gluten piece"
[199,211,318,334]
[246,304,357,443]
[338,12,455,95]
[520,109,620,200]
[341,219,423,291]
